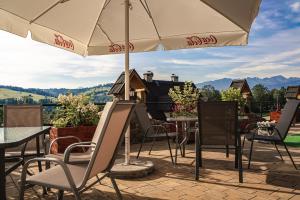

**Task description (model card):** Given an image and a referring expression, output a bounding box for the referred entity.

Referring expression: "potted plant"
[50,94,100,153]
[168,81,200,118]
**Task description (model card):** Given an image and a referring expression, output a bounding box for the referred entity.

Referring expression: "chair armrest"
[20,157,77,190]
[244,122,258,131]
[49,136,82,154]
[63,142,96,163]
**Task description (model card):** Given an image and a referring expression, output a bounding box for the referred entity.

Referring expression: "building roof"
[230,79,252,96]
[108,69,145,95]
[285,86,300,99]
[143,80,186,102]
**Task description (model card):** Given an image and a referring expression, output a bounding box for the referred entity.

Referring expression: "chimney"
[171,74,178,82]
[143,71,154,82]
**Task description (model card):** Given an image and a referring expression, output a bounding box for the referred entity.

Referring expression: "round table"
[166,116,198,165]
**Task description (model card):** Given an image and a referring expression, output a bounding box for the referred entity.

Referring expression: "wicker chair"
[195,101,243,183]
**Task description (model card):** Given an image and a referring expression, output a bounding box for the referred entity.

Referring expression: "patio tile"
[6,139,300,199]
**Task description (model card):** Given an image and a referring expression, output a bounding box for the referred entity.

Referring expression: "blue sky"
[0,0,300,88]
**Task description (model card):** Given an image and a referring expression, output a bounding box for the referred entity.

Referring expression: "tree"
[200,85,221,101]
[252,84,271,103]
[270,87,286,110]
[251,84,272,114]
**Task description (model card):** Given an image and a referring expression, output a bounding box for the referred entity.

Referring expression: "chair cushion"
[26,164,87,190]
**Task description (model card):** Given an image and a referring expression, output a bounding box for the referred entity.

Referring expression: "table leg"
[175,121,178,165]
[36,136,42,173]
[195,129,200,180]
[182,122,185,157]
[0,148,6,200]
[36,136,47,194]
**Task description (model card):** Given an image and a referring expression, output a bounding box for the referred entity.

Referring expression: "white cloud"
[0,31,123,88]
[290,2,300,12]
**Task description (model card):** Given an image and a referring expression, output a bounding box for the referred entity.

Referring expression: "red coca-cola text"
[186,35,217,46]
[54,34,74,50]
[108,42,134,53]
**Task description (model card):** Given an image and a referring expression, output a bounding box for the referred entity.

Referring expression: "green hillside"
[0,88,52,101]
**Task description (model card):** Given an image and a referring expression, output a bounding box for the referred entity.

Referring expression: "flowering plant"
[168,81,200,117]
[221,87,246,111]
[52,94,100,128]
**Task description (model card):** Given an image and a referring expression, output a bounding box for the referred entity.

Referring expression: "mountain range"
[196,75,300,90]
[0,76,299,101]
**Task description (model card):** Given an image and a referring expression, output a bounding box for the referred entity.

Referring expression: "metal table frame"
[0,126,50,200]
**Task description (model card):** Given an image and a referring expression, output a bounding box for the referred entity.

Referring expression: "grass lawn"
[0,88,49,101]
[285,134,300,147]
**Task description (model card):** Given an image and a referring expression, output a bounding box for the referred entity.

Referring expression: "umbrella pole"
[124,0,130,165]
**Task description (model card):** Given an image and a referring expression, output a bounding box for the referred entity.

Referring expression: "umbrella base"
[111,159,154,179]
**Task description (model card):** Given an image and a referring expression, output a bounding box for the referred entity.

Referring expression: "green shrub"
[51,94,100,128]
[221,88,245,110]
[168,81,200,117]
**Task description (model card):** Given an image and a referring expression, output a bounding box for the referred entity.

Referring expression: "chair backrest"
[84,101,135,183]
[134,103,154,135]
[197,101,238,146]
[91,99,118,144]
[275,99,300,139]
[4,105,43,127]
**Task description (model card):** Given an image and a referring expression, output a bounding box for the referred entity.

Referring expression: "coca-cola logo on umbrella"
[186,35,217,46]
[54,34,74,50]
[108,42,134,53]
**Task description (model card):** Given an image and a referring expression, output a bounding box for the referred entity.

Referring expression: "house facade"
[108,69,189,120]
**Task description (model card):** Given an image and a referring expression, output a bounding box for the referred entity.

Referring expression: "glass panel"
[0,126,49,145]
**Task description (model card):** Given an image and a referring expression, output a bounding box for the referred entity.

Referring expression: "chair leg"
[242,135,246,149]
[58,190,64,200]
[273,142,283,161]
[18,181,25,200]
[148,137,157,155]
[282,141,298,170]
[238,145,243,183]
[235,147,238,169]
[165,133,174,164]
[247,139,254,169]
[226,145,229,158]
[73,190,81,200]
[136,132,149,159]
[199,147,202,167]
[110,176,123,200]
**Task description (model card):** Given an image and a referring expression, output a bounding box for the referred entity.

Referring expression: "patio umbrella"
[0,0,261,164]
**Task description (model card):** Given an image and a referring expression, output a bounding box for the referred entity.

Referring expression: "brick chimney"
[171,74,178,82]
[143,71,154,82]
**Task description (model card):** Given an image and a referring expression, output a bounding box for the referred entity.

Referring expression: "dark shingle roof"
[108,69,139,95]
[230,79,252,96]
[143,80,186,102]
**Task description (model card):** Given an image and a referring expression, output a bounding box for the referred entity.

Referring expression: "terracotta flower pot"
[50,126,96,154]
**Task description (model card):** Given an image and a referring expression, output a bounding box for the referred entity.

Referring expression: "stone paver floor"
[6,137,300,200]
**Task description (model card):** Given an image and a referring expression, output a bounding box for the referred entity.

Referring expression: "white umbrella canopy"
[0,0,261,164]
[0,0,261,56]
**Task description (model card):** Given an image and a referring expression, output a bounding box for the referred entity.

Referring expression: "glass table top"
[0,126,50,147]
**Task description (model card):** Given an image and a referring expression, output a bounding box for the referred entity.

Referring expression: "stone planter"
[50,126,96,154]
